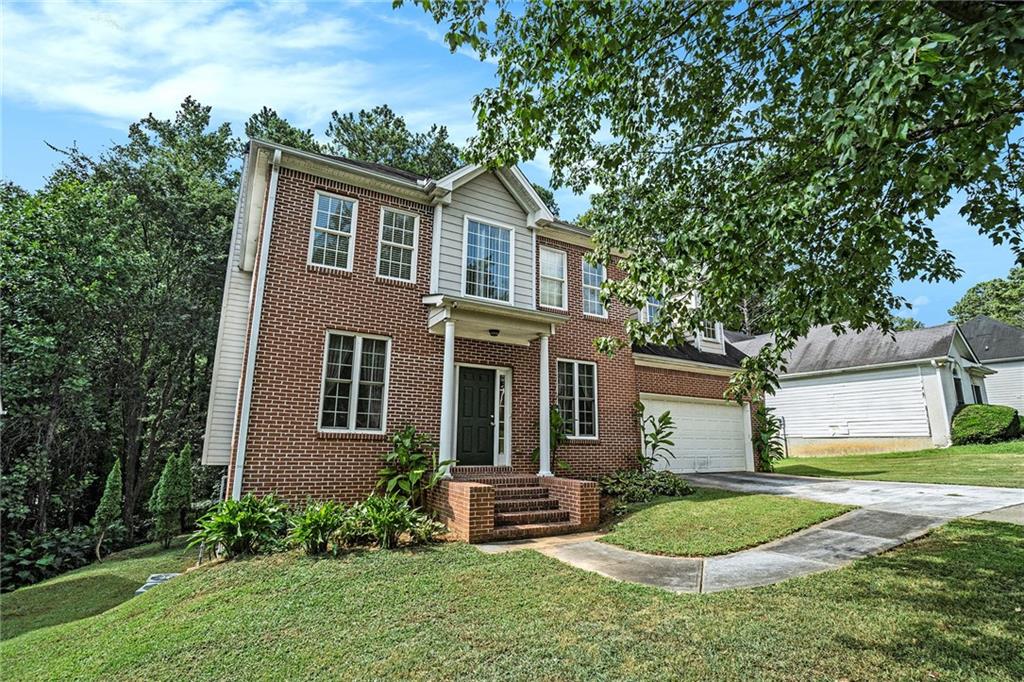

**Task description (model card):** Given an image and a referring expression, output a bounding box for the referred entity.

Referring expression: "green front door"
[457,367,495,466]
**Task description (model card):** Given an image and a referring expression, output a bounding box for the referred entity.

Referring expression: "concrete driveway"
[480,472,1023,593]
[685,472,1023,519]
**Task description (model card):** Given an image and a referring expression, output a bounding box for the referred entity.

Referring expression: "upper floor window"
[539,246,567,309]
[700,320,719,341]
[582,259,606,318]
[556,359,598,438]
[643,297,662,324]
[377,207,418,282]
[320,332,390,432]
[464,218,512,303]
[310,191,356,270]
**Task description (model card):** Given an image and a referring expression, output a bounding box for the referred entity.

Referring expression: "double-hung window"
[310,191,356,270]
[701,320,720,341]
[464,218,512,303]
[539,247,567,309]
[582,259,606,317]
[643,297,662,324]
[377,207,418,281]
[556,360,598,438]
[320,332,390,432]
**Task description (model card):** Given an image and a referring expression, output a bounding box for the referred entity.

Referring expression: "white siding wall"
[984,359,1024,412]
[435,171,534,308]
[201,160,261,466]
[768,365,932,439]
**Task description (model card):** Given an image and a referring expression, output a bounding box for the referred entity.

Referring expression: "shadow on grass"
[775,464,889,478]
[1,573,142,641]
[832,520,1024,678]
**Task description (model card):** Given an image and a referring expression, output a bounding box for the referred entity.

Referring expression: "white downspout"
[231,149,281,499]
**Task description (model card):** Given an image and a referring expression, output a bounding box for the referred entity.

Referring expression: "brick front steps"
[427,466,600,542]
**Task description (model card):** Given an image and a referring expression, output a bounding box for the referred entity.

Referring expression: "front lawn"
[2,520,1021,680]
[0,538,194,641]
[775,440,1024,488]
[600,488,852,556]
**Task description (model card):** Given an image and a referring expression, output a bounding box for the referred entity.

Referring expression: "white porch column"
[538,333,553,476]
[439,318,457,472]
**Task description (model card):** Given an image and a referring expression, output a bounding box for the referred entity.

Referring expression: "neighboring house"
[729,323,994,456]
[202,139,754,541]
[961,316,1024,413]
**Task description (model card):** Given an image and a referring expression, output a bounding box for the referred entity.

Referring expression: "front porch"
[427,466,600,542]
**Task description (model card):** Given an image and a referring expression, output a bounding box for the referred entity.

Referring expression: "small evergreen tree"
[91,459,122,561]
[149,446,193,547]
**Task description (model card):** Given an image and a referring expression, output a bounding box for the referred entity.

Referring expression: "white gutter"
[231,149,281,500]
[780,356,948,380]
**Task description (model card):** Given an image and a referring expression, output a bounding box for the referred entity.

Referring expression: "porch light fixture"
[488,329,500,337]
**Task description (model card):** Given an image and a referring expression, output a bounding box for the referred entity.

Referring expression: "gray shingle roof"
[961,316,1024,362]
[632,341,745,369]
[730,323,961,375]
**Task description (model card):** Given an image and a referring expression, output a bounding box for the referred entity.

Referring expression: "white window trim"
[642,297,662,324]
[538,246,568,311]
[699,321,722,343]
[557,358,599,440]
[376,206,419,283]
[460,214,517,306]
[454,363,513,466]
[317,330,392,434]
[308,190,358,272]
[581,258,608,319]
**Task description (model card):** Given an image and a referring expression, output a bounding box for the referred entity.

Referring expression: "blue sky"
[2,0,1015,325]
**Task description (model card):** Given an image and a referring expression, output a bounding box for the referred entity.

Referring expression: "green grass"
[775,440,1024,488]
[2,521,1022,680]
[1,538,194,641]
[600,488,852,556]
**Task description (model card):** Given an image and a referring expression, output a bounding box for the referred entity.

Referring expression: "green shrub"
[1,526,100,592]
[332,495,446,551]
[148,447,192,549]
[951,404,1021,445]
[753,404,786,471]
[635,403,676,472]
[189,494,289,559]
[377,426,450,508]
[289,501,347,556]
[599,469,693,504]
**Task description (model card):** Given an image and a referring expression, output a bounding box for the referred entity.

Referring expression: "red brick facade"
[225,164,739,504]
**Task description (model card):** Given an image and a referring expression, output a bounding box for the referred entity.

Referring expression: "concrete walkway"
[477,473,1023,593]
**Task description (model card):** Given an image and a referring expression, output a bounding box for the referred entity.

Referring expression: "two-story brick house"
[202,139,754,541]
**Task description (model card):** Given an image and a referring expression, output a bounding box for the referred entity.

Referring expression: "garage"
[640,394,753,473]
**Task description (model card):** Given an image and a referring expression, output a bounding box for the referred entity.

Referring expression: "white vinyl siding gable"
[434,171,534,307]
[377,207,418,282]
[539,246,567,309]
[983,359,1024,412]
[766,366,931,438]
[309,191,357,271]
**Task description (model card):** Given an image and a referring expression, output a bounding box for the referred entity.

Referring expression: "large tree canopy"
[948,266,1024,327]
[408,0,1023,395]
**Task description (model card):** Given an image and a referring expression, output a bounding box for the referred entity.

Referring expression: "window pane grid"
[379,209,416,281]
[644,297,662,323]
[311,194,355,269]
[556,360,597,438]
[540,248,566,308]
[465,220,511,302]
[582,261,605,316]
[321,334,388,431]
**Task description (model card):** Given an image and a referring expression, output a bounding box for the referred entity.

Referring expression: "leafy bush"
[377,426,450,508]
[189,494,289,559]
[951,404,1021,445]
[332,495,446,551]
[599,469,693,504]
[635,403,675,472]
[753,404,787,471]
[1,526,101,592]
[289,501,347,556]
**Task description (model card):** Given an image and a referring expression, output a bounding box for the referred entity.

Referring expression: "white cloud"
[1,1,406,128]
[911,295,930,308]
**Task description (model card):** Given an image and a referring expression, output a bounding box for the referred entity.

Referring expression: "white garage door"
[640,395,751,473]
